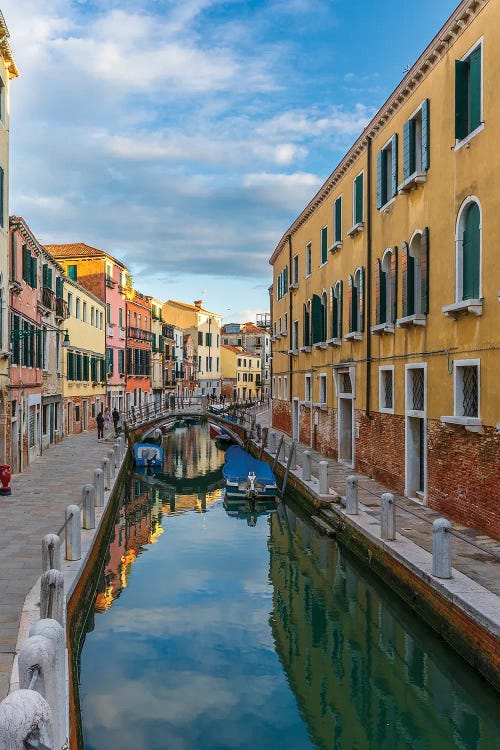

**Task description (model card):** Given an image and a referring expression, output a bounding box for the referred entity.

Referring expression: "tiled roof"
[222,344,260,357]
[167,299,220,317]
[43,243,126,269]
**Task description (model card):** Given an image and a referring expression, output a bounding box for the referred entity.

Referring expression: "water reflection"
[78,426,500,750]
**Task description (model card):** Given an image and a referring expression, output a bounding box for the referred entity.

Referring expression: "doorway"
[405,365,427,502]
[82,399,88,431]
[338,397,353,465]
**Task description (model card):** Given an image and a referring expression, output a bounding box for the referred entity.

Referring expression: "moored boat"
[222,445,278,501]
[134,443,163,468]
[209,422,232,443]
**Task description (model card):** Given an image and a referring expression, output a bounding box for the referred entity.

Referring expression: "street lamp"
[10,326,71,346]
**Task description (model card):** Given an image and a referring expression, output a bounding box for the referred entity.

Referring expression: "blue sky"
[3,0,458,322]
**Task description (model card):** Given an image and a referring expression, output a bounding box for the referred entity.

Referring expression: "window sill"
[326,337,342,347]
[371,322,394,335]
[313,403,328,411]
[329,241,343,254]
[319,261,328,269]
[345,331,363,341]
[406,409,425,418]
[300,400,311,407]
[397,313,427,328]
[441,415,482,433]
[442,299,483,318]
[398,171,427,194]
[300,346,312,353]
[380,407,395,415]
[287,349,299,356]
[346,222,364,238]
[314,342,328,350]
[289,282,298,290]
[455,122,484,152]
[379,196,396,213]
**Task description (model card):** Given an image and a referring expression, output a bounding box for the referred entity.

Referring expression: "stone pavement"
[0,428,117,700]
[252,407,500,597]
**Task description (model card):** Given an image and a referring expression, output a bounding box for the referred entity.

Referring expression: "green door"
[462,202,480,300]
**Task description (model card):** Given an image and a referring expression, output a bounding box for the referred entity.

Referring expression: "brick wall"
[355,411,406,494]
[313,406,337,457]
[272,399,292,437]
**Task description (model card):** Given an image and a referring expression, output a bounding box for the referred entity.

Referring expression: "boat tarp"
[222,445,275,484]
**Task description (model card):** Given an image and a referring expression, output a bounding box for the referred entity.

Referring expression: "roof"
[0,11,19,78]
[242,322,263,333]
[166,299,221,317]
[43,243,127,270]
[221,344,260,357]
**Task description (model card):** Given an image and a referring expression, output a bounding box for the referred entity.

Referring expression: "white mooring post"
[114,442,121,467]
[319,460,329,495]
[432,518,452,578]
[42,533,61,573]
[0,689,54,750]
[29,619,67,750]
[346,475,359,514]
[82,484,96,530]
[102,458,111,490]
[40,569,65,626]
[65,504,81,561]
[268,431,276,454]
[381,493,396,540]
[106,450,115,478]
[302,450,311,481]
[94,468,104,507]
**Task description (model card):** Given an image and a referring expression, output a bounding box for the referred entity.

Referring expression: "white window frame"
[277,376,282,400]
[455,37,484,150]
[305,243,312,277]
[318,373,327,405]
[379,136,395,210]
[405,363,426,418]
[441,359,482,431]
[283,375,288,401]
[333,366,356,400]
[379,365,395,414]
[304,374,312,404]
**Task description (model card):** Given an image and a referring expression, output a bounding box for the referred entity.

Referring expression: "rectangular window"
[293,320,299,350]
[321,226,328,265]
[284,312,288,334]
[305,243,312,276]
[304,374,312,403]
[82,302,87,323]
[334,196,342,243]
[353,172,364,224]
[118,349,125,374]
[283,376,288,400]
[408,367,425,413]
[377,135,398,209]
[91,307,95,326]
[292,254,299,284]
[119,308,123,328]
[100,311,103,329]
[0,165,4,228]
[198,331,203,345]
[379,367,395,413]
[403,100,430,180]
[277,376,282,399]
[106,347,114,374]
[319,374,327,404]
[455,362,479,418]
[67,265,77,281]
[106,302,111,325]
[455,43,482,141]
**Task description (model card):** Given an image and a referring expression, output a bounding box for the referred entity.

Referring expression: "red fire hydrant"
[0,464,12,495]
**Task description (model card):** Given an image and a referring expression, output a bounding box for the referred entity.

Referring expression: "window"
[205,332,212,347]
[311,293,326,344]
[67,265,77,281]
[455,362,479,418]
[283,376,288,400]
[402,100,430,183]
[106,302,111,325]
[292,254,299,284]
[283,312,288,333]
[277,267,288,300]
[100,311,103,329]
[198,331,203,345]
[319,374,327,404]
[119,308,123,328]
[272,376,276,398]
[277,376,282,399]
[0,77,4,123]
[455,42,482,141]
[292,320,299,350]
[303,300,311,347]
[331,281,343,340]
[348,268,364,335]
[22,247,37,288]
[106,347,113,374]
[407,367,425,413]
[0,166,4,228]
[304,374,312,403]
[118,349,125,374]
[375,248,397,326]
[401,229,429,320]
[105,262,113,282]
[320,226,328,265]
[91,307,95,326]
[82,302,87,323]
[457,199,481,301]
[334,196,342,244]
[377,135,398,209]
[67,293,73,316]
[379,367,395,413]
[353,172,364,225]
[305,243,312,276]
[75,298,80,319]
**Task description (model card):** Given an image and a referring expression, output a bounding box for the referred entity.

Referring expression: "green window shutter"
[348,275,354,332]
[390,247,398,323]
[338,281,343,338]
[421,99,430,171]
[375,259,383,325]
[67,352,73,381]
[359,267,365,332]
[22,247,27,282]
[31,256,37,288]
[67,265,77,281]
[100,359,106,381]
[420,229,430,314]
[284,266,288,291]
[0,166,3,227]
[469,47,481,132]
[391,134,398,198]
[303,304,310,347]
[403,119,412,179]
[47,267,53,290]
[376,151,382,209]
[12,315,20,364]
[355,173,363,223]
[334,197,342,242]
[83,355,89,381]
[311,294,322,344]
[22,322,29,365]
[332,293,338,339]
[151,333,156,350]
[277,274,281,300]
[56,277,63,299]
[321,227,328,264]
[42,264,47,288]
[118,349,124,373]
[455,59,469,140]
[462,203,480,300]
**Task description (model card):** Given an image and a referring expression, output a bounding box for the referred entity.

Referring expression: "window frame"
[455,38,484,148]
[305,243,312,277]
[379,365,395,414]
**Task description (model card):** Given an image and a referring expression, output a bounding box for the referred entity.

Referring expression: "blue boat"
[222,445,278,501]
[134,443,163,468]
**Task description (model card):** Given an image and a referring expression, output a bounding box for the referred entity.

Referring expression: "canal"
[77,424,500,750]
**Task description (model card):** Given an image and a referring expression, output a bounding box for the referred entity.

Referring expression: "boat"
[134,443,163,468]
[209,422,232,443]
[223,494,277,526]
[222,445,278,501]
[174,419,188,430]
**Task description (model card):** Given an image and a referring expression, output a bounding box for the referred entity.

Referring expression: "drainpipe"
[365,135,373,419]
[287,233,293,406]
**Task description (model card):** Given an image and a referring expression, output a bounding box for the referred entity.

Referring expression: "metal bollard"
[94,468,104,507]
[29,619,66,750]
[82,484,96,530]
[42,533,61,573]
[346,475,358,514]
[302,450,311,481]
[0,688,54,750]
[102,458,111,490]
[432,518,452,578]
[40,569,65,625]
[65,504,81,561]
[381,493,396,540]
[319,460,329,495]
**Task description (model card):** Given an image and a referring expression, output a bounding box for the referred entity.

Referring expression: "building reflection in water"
[95,424,225,613]
[268,502,499,750]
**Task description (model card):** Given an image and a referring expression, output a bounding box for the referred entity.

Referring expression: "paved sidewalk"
[0,428,117,700]
[253,408,500,597]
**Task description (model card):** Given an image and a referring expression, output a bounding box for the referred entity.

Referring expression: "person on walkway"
[112,407,120,436]
[104,407,111,432]
[96,411,105,440]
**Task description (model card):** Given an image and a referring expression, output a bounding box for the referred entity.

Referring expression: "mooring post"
[302,450,311,481]
[288,440,297,471]
[82,484,96,530]
[268,431,276,454]
[0,689,54,750]
[319,460,329,495]
[40,569,65,625]
[346,475,358,514]
[29,619,67,750]
[381,493,396,540]
[432,518,452,578]
[65,504,81,561]
[106,450,115,479]
[272,435,284,471]
[102,458,111,490]
[94,468,104,507]
[42,534,61,573]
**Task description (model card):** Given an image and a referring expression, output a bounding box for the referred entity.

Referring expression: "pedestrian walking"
[96,411,105,440]
[112,407,120,436]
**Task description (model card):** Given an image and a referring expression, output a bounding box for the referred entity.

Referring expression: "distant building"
[150,298,164,408]
[221,345,261,402]
[123,282,152,412]
[221,320,271,399]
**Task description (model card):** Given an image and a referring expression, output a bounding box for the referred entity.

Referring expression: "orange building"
[123,283,152,412]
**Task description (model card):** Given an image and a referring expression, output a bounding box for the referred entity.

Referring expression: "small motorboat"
[209,423,232,443]
[222,445,278,501]
[134,443,163,468]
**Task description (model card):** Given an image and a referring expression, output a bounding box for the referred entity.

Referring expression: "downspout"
[365,135,373,418]
[287,233,293,406]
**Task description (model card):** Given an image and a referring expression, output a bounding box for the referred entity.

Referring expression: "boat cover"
[222,445,275,484]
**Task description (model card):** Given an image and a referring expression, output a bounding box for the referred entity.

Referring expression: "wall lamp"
[11,327,71,347]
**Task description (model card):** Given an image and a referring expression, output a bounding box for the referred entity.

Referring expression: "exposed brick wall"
[313,406,337,458]
[427,421,500,539]
[272,399,292,437]
[355,410,406,494]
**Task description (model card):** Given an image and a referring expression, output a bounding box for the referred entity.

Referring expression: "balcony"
[55,297,69,320]
[41,287,55,311]
[119,327,126,339]
[162,324,174,339]
[105,275,116,288]
[127,326,152,343]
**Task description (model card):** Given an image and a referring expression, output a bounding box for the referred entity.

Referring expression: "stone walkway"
[252,408,500,597]
[0,428,117,700]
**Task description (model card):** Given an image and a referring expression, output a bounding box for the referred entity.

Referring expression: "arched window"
[321,291,328,342]
[457,199,481,301]
[376,248,397,325]
[402,228,429,318]
[331,281,343,340]
[348,268,364,335]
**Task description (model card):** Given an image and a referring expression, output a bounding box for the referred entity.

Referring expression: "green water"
[78,425,499,750]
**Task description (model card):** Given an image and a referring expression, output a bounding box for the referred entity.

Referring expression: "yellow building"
[270,0,499,538]
[221,345,261,402]
[150,297,164,406]
[62,277,106,435]
[0,13,18,463]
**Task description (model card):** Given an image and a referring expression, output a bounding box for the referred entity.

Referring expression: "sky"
[2,0,459,323]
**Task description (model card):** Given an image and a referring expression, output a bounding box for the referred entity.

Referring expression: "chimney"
[194,299,203,308]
